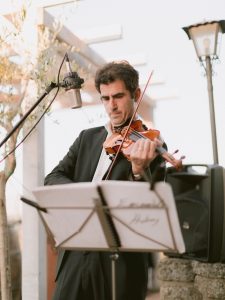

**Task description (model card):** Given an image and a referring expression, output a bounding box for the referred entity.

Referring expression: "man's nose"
[109,98,117,109]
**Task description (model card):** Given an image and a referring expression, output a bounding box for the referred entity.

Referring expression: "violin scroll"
[157,146,185,171]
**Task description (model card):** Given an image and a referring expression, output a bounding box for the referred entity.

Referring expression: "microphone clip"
[61,72,84,91]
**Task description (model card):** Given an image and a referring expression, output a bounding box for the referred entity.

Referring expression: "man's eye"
[101,96,109,101]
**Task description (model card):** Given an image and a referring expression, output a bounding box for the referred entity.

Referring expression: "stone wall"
[158,257,225,299]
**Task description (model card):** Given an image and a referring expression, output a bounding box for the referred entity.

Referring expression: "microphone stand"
[0,82,57,149]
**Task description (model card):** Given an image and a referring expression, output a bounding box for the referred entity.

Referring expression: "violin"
[103,120,184,171]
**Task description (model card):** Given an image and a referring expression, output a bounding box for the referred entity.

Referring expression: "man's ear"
[134,88,141,102]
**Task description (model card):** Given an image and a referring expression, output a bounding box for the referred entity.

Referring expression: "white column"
[22,120,47,300]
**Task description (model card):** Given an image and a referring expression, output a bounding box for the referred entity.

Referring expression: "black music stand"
[25,180,185,300]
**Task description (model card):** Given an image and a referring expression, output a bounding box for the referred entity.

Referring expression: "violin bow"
[104,70,154,180]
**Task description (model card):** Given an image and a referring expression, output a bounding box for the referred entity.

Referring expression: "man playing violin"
[45,61,166,300]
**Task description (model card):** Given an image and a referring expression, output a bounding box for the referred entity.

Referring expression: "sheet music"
[99,181,184,252]
[32,181,185,253]
[33,183,109,249]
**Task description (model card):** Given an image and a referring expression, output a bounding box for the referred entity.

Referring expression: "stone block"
[192,261,225,279]
[160,283,202,300]
[158,257,195,282]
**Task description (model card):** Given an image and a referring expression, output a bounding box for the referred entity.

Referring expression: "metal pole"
[205,56,219,164]
[110,252,119,300]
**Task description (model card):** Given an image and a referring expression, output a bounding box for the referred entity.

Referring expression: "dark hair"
[95,61,139,97]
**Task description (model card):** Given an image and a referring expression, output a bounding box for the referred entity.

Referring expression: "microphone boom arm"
[0,81,58,149]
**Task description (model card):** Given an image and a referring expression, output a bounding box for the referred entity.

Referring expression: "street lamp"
[183,20,225,164]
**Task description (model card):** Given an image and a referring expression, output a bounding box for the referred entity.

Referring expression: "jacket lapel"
[90,127,108,178]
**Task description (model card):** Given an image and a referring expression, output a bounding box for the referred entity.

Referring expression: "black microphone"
[63,54,84,109]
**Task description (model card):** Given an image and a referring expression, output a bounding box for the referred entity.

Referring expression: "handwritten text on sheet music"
[129,214,159,225]
[116,198,163,208]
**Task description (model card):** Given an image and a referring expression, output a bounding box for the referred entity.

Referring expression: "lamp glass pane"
[189,23,221,58]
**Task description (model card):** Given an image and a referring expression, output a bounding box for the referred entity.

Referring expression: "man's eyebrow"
[100,92,125,100]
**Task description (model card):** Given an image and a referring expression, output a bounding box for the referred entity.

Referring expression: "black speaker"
[165,164,225,263]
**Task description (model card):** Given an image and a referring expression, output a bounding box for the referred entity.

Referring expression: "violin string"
[129,128,146,140]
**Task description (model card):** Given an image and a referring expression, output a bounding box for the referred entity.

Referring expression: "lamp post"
[183,20,225,164]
